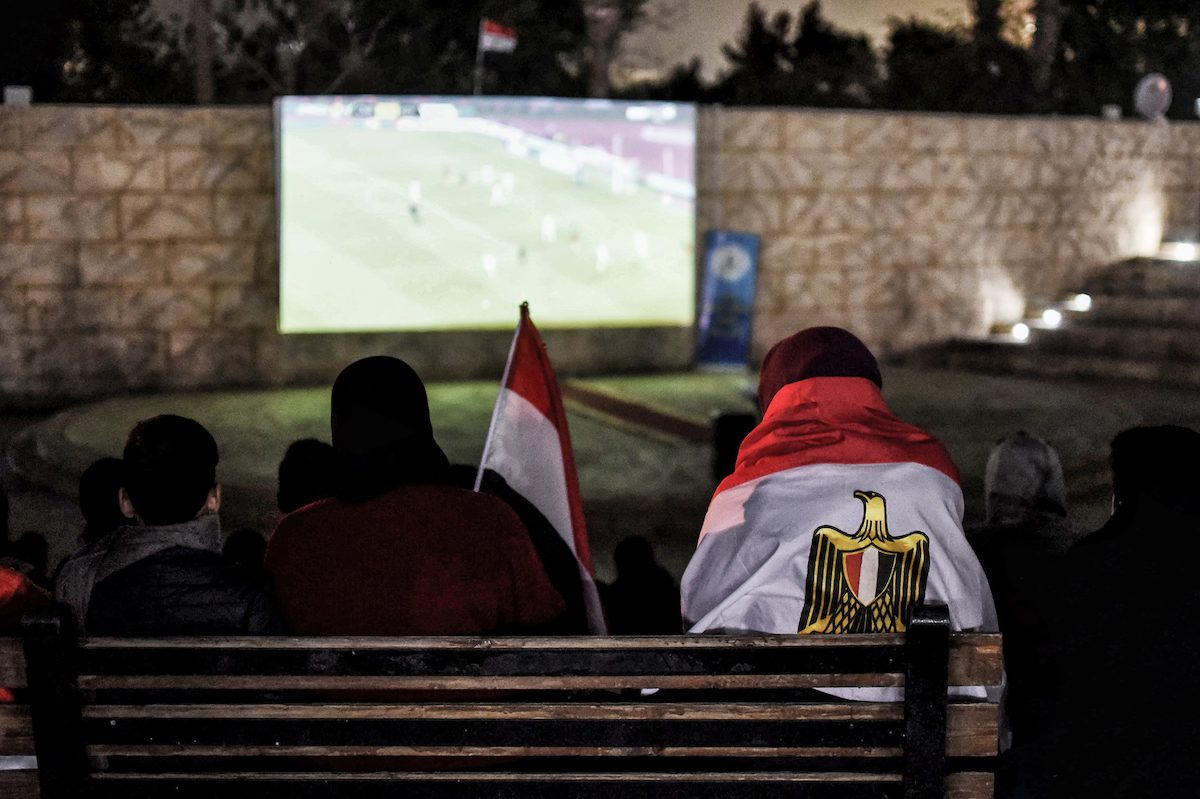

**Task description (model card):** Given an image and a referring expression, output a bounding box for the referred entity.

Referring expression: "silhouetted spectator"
[277,439,336,514]
[79,457,130,544]
[9,532,48,589]
[0,482,8,549]
[449,464,589,633]
[0,564,50,703]
[1039,425,1200,797]
[0,481,35,578]
[223,528,268,588]
[967,431,1071,795]
[72,415,281,636]
[602,536,681,634]
[266,356,566,635]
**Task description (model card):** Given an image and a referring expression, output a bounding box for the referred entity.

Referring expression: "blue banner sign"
[697,230,760,369]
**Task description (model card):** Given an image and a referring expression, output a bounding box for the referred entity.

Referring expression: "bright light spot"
[1042,308,1063,328]
[1012,323,1030,342]
[1070,293,1093,312]
[1162,241,1199,262]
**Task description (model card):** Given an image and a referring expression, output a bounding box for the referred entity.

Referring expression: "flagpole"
[473,19,486,96]
[474,303,528,491]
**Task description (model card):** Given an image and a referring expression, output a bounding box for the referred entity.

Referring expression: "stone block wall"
[698,109,1200,357]
[0,104,1197,407]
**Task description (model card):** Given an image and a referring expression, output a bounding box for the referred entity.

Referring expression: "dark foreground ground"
[5,367,1200,582]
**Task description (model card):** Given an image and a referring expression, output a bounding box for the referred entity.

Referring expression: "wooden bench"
[0,604,1001,798]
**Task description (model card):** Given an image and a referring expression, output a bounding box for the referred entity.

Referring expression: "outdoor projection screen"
[276,96,697,333]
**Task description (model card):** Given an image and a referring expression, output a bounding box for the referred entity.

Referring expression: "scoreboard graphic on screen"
[276,96,697,333]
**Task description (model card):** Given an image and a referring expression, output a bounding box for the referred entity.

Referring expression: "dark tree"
[714,2,877,107]
[59,0,191,103]
[208,0,652,102]
[1053,0,1200,119]
[880,16,1035,114]
[785,2,878,107]
[880,19,978,112]
[715,2,794,104]
[614,58,710,102]
[0,2,73,101]
[0,1,188,103]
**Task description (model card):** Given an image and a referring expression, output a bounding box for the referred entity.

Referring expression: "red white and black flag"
[478,19,518,53]
[477,304,606,633]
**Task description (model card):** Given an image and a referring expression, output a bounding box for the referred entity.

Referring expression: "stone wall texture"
[0,104,1197,407]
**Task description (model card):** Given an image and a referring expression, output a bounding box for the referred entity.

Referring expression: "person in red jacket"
[0,565,50,703]
[266,356,567,635]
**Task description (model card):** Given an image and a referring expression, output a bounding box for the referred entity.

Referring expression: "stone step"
[1033,324,1200,363]
[1080,258,1200,297]
[1081,295,1200,328]
[927,341,1200,386]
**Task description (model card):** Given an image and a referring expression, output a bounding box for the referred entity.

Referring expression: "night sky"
[620,0,971,80]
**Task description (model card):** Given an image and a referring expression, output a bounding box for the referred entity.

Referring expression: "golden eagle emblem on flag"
[798,490,930,634]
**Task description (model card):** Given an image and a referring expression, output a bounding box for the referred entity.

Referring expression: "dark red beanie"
[757,327,882,410]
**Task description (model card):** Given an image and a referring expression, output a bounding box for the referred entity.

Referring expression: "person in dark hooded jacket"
[265,356,567,635]
[1029,425,1200,798]
[78,415,281,636]
[967,431,1071,797]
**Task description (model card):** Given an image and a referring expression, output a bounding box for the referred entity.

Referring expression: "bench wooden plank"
[81,771,994,799]
[88,745,909,758]
[78,702,997,758]
[0,769,39,799]
[74,636,1002,688]
[77,674,910,690]
[85,701,908,721]
[82,635,999,651]
[0,638,26,688]
[0,704,34,755]
[92,770,906,781]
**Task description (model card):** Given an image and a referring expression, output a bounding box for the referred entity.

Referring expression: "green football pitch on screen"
[276,96,697,333]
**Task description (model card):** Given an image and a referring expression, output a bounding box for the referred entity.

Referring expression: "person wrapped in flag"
[682,327,997,668]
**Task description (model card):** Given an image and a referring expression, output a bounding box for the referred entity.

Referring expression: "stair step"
[1081,259,1200,297]
[1081,295,1200,328]
[1033,325,1200,362]
[935,343,1200,386]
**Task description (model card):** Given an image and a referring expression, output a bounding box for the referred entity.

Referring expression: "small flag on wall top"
[477,303,606,633]
[479,19,518,53]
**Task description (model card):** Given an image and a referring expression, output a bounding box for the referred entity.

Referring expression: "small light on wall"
[1068,293,1092,312]
[1161,241,1199,262]
[1011,323,1030,342]
[1041,309,1063,328]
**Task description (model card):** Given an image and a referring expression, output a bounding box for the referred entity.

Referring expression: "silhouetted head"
[11,532,47,580]
[985,431,1067,526]
[758,327,882,411]
[222,528,267,574]
[79,457,131,543]
[614,535,659,579]
[1110,425,1200,516]
[277,438,336,514]
[330,356,449,502]
[122,415,220,526]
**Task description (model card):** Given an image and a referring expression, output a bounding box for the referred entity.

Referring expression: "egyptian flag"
[477,304,606,633]
[681,330,996,698]
[478,19,518,53]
